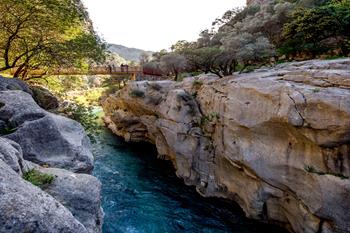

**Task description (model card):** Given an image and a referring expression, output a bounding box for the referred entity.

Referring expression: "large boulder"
[0,159,89,233]
[41,167,103,233]
[30,85,59,110]
[101,58,350,233]
[0,138,24,175]
[0,91,94,173]
[0,76,32,94]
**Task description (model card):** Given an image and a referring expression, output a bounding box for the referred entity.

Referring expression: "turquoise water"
[92,128,287,233]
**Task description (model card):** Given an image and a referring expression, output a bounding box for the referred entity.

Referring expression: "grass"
[193,80,203,88]
[304,165,349,180]
[129,89,145,98]
[23,169,55,187]
[0,126,17,136]
[200,112,220,126]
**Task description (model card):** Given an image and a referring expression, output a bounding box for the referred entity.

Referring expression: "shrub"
[59,102,100,142]
[200,112,220,126]
[23,169,55,188]
[304,165,349,179]
[0,126,17,136]
[129,89,145,98]
[193,80,203,88]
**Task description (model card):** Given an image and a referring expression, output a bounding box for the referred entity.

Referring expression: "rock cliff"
[0,76,102,233]
[101,59,350,233]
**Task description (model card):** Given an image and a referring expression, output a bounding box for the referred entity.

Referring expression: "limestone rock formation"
[41,167,103,233]
[0,76,32,94]
[0,91,94,173]
[0,159,89,233]
[101,59,350,233]
[0,77,102,232]
[30,85,60,110]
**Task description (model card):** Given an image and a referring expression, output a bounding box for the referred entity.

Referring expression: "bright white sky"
[81,0,246,51]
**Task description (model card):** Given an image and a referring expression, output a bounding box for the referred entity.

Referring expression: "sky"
[81,0,246,51]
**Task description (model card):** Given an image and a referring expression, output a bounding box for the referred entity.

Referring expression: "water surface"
[93,128,287,233]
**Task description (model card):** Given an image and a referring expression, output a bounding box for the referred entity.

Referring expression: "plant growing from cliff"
[59,102,100,142]
[23,169,55,188]
[304,165,349,179]
[200,112,220,126]
[129,89,145,98]
[193,80,203,88]
[0,126,17,136]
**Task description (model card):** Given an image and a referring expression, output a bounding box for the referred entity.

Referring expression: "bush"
[193,80,203,88]
[59,102,100,142]
[304,165,349,179]
[23,169,55,188]
[0,126,17,136]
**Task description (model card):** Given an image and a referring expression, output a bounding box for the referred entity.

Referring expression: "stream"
[92,126,287,233]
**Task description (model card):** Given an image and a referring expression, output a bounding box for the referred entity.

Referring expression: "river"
[92,125,287,233]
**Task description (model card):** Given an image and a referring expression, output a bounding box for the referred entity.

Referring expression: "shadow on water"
[93,127,288,233]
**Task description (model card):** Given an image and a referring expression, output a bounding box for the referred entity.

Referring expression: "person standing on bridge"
[121,63,124,72]
[125,64,129,73]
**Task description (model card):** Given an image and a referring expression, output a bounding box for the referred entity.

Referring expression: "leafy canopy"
[0,0,106,79]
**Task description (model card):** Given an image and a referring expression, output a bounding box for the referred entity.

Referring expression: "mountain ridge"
[108,44,153,63]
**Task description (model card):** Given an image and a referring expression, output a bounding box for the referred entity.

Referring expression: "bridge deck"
[10,66,143,77]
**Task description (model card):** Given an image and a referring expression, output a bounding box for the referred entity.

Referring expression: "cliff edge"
[102,59,350,233]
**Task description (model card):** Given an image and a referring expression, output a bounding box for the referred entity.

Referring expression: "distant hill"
[107,44,153,63]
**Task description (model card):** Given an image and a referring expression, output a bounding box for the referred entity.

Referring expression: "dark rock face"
[0,76,32,94]
[30,85,60,110]
[0,91,94,173]
[102,59,350,233]
[0,138,24,175]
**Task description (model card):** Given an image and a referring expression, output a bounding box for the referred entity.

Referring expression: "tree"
[183,47,237,78]
[0,0,106,79]
[281,1,350,57]
[160,53,187,81]
[139,52,151,65]
[221,32,275,71]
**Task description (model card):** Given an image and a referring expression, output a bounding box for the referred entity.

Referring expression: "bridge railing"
[10,66,144,76]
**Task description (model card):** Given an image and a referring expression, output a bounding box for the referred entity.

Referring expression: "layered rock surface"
[101,59,350,233]
[0,76,102,233]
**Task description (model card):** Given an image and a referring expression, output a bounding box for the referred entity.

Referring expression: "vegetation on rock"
[23,169,55,188]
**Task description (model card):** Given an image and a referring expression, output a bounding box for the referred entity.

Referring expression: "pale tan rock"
[101,59,350,233]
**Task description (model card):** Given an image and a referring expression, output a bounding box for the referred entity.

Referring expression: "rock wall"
[0,76,102,233]
[101,59,350,233]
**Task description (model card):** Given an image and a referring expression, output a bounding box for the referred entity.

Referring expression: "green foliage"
[0,0,106,79]
[23,169,55,187]
[201,112,220,126]
[59,102,100,142]
[129,89,145,98]
[0,126,17,136]
[304,165,349,179]
[281,0,350,57]
[193,80,203,88]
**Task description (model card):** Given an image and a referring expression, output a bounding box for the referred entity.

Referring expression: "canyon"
[102,59,350,233]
